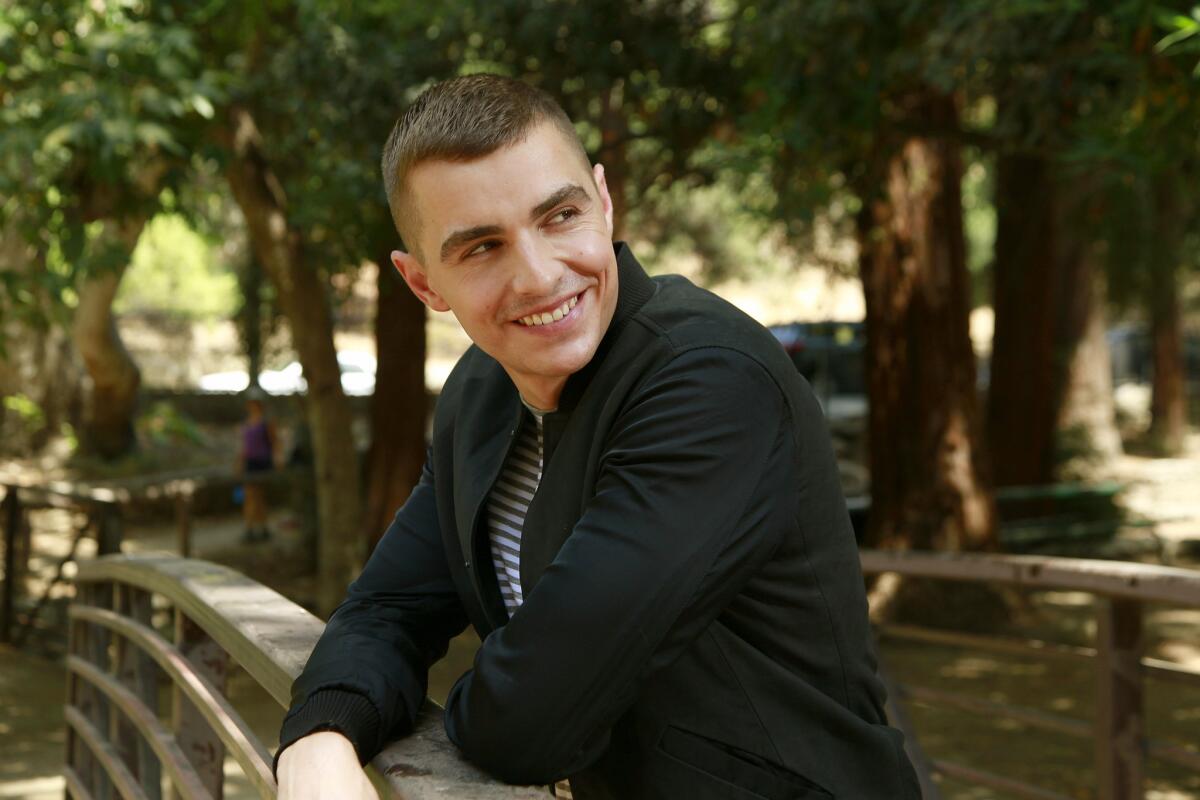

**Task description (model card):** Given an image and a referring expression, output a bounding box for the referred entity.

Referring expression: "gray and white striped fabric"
[486,408,543,616]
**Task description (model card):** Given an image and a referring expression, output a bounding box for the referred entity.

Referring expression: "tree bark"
[1147,175,1187,456]
[71,217,146,459]
[239,259,266,390]
[364,259,427,551]
[855,92,996,554]
[1057,273,1123,471]
[989,156,1122,484]
[221,105,364,615]
[988,154,1061,487]
[598,81,629,241]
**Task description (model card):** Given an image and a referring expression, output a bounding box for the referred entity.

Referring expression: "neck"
[511,374,564,413]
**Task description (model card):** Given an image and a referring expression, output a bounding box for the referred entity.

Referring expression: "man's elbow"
[446,711,603,785]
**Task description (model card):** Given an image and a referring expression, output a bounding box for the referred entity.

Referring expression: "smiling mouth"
[516,293,580,327]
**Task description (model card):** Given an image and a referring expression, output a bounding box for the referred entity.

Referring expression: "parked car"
[768,321,866,398]
[1107,325,1200,387]
[198,351,377,396]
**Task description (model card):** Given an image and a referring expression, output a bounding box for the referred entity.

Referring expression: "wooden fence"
[861,550,1200,800]
[65,553,546,799]
[1,467,308,645]
[56,547,1200,798]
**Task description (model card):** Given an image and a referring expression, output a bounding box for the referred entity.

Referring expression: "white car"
[198,351,377,396]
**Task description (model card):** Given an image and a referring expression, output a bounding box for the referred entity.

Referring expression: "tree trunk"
[598,81,629,240]
[1057,273,1123,472]
[989,156,1122,484]
[988,154,1061,487]
[363,259,427,551]
[1147,175,1187,456]
[855,92,996,554]
[221,105,364,615]
[71,217,146,459]
[239,259,265,390]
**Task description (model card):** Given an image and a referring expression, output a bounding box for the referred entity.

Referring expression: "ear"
[391,250,450,312]
[593,163,614,238]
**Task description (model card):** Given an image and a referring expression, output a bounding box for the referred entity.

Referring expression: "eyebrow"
[529,183,590,221]
[440,224,503,262]
[437,183,592,263]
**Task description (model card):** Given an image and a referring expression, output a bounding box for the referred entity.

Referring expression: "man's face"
[392,121,619,409]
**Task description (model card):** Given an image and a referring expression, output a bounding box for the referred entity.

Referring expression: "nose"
[509,234,563,297]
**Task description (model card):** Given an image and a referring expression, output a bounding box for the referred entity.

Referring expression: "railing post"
[172,608,229,799]
[175,490,192,558]
[1095,597,1144,800]
[1,486,19,643]
[96,503,123,555]
[112,584,163,799]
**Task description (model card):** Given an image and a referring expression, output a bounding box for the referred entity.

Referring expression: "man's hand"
[276,731,379,800]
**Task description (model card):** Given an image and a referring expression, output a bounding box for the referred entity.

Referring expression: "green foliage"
[3,393,45,432]
[962,153,997,306]
[137,400,205,448]
[627,173,787,282]
[115,214,237,320]
[0,0,221,334]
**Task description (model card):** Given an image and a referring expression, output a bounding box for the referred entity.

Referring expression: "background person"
[236,389,277,543]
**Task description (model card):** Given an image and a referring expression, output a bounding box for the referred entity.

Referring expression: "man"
[275,74,920,799]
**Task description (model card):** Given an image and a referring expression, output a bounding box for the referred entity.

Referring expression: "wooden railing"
[2,482,123,645]
[64,549,1200,799]
[66,554,546,799]
[1,467,308,645]
[860,549,1200,800]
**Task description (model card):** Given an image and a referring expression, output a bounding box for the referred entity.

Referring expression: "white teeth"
[518,295,578,326]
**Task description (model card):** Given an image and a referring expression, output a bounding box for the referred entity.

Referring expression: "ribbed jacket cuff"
[273,689,381,777]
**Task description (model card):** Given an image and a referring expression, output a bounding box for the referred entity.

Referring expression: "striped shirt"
[487,408,543,616]
[485,407,572,799]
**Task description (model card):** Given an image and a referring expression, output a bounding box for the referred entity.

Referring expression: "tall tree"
[731,0,997,553]
[1110,12,1200,456]
[203,2,458,609]
[364,263,427,551]
[983,3,1197,481]
[0,1,215,457]
[1146,175,1190,454]
[855,91,995,551]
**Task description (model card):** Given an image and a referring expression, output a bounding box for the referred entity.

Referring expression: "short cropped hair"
[381,74,590,258]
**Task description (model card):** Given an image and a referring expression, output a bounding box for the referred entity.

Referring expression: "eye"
[464,240,499,259]
[550,207,579,224]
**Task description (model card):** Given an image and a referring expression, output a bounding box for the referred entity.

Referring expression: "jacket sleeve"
[275,452,470,769]
[443,347,792,783]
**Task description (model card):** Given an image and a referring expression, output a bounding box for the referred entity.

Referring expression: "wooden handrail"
[860,548,1200,800]
[76,554,322,707]
[859,548,1200,605]
[69,554,548,798]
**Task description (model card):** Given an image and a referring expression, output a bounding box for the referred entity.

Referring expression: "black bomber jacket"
[278,244,920,799]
